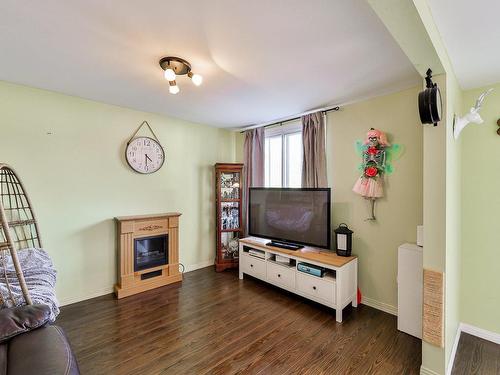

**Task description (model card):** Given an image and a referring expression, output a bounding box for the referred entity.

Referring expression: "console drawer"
[297,272,335,305]
[266,262,295,289]
[241,254,266,280]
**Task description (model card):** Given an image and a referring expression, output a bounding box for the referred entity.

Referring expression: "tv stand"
[239,237,358,323]
[266,240,304,251]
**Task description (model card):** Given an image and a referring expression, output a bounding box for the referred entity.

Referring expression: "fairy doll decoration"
[353,128,401,220]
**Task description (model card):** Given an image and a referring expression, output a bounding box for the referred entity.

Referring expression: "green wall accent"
[0,80,237,305]
[461,82,500,335]
[327,86,423,312]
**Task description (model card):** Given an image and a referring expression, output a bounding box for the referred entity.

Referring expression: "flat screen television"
[248,188,331,249]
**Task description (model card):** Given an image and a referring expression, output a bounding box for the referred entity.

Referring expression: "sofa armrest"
[7,325,80,375]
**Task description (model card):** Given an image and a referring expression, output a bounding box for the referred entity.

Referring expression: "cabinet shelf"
[296,269,336,283]
[267,258,296,269]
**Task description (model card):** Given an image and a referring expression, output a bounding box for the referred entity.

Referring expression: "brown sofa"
[0,305,79,375]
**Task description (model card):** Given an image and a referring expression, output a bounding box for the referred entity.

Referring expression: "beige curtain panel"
[301,112,328,188]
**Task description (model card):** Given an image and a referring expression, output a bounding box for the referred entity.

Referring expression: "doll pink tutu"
[352,176,383,198]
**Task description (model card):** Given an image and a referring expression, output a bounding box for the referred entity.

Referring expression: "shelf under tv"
[239,236,358,323]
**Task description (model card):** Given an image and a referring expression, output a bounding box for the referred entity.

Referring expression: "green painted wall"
[327,86,423,312]
[461,82,500,335]
[0,80,237,305]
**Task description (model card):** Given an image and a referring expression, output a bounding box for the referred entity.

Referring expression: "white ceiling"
[428,0,500,89]
[0,0,420,128]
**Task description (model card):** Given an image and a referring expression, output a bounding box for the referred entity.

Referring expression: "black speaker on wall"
[418,69,442,126]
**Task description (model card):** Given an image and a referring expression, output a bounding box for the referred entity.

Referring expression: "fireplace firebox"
[134,234,168,271]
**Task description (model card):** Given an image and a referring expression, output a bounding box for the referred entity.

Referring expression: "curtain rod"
[238,105,340,133]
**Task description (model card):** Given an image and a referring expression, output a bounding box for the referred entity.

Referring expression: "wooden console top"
[115,212,181,222]
[240,237,357,268]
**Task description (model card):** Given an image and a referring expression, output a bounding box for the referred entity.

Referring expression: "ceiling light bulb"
[169,85,180,94]
[164,68,176,81]
[191,73,203,86]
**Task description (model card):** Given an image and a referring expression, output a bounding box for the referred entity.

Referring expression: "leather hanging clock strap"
[127,121,161,145]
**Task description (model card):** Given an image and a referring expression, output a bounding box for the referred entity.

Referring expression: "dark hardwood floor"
[57,267,421,375]
[452,332,500,375]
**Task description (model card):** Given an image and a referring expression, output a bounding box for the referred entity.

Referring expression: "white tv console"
[239,237,358,323]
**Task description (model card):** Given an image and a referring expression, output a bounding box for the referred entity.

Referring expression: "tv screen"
[248,188,331,249]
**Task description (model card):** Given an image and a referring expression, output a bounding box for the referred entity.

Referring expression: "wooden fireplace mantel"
[114,212,182,299]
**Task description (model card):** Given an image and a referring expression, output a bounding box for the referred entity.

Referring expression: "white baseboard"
[460,322,500,345]
[59,260,214,307]
[361,296,397,316]
[183,259,214,273]
[446,325,462,375]
[445,322,500,375]
[420,366,440,375]
[59,286,114,307]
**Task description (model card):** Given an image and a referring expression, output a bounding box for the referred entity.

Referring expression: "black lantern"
[334,223,353,257]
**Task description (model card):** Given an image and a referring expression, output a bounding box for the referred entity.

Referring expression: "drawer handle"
[312,286,317,290]
[250,264,253,268]
[278,274,281,278]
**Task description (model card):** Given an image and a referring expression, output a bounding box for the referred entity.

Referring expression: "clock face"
[126,137,165,174]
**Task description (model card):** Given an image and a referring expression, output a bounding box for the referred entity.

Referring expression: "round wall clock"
[418,69,442,126]
[126,136,165,174]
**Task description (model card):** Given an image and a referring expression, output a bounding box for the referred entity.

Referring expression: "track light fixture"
[159,56,203,94]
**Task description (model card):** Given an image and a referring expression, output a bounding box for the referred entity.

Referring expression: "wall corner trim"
[460,322,500,345]
[420,365,441,375]
[446,322,500,375]
[361,296,397,316]
[446,325,462,375]
[183,259,215,273]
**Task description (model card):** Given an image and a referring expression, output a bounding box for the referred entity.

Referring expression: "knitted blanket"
[0,248,59,322]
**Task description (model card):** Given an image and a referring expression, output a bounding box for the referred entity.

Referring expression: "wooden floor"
[451,332,500,375]
[57,267,421,375]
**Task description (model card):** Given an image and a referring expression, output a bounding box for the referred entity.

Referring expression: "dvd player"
[297,262,326,277]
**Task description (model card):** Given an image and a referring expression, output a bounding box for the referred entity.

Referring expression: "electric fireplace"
[134,234,168,271]
[114,213,182,299]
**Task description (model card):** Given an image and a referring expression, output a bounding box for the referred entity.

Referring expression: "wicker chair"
[0,164,42,306]
[0,164,80,375]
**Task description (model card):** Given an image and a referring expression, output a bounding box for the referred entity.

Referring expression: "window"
[264,122,303,188]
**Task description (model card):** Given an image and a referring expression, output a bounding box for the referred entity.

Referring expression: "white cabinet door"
[397,243,423,339]
[241,254,266,280]
[266,262,295,289]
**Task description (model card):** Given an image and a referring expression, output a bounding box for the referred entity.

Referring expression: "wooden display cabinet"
[215,163,244,272]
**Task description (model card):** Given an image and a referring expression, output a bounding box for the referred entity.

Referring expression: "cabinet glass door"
[220,172,240,199]
[221,202,240,230]
[221,232,240,259]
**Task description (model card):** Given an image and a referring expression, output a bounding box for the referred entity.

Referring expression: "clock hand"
[145,154,148,166]
[146,154,153,163]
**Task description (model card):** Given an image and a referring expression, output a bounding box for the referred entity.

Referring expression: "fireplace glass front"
[134,234,168,272]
